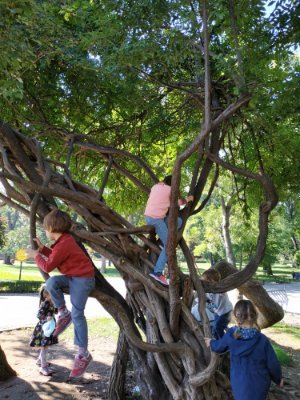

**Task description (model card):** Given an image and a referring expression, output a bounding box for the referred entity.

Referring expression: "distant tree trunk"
[101,256,107,273]
[291,234,299,251]
[3,210,19,266]
[0,346,16,381]
[221,196,236,267]
[3,254,13,265]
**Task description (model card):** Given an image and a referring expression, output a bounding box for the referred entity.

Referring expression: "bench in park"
[266,289,288,311]
[292,272,300,280]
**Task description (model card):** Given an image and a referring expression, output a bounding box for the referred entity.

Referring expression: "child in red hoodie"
[27,209,95,379]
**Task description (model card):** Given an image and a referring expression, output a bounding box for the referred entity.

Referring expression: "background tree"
[0,207,47,265]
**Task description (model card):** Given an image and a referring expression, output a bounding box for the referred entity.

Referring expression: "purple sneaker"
[53,311,72,337]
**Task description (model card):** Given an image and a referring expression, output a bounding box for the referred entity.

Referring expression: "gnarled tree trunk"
[0,346,16,381]
[0,120,282,399]
[108,331,129,400]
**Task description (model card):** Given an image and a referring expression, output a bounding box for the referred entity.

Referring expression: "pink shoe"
[69,352,93,378]
[149,273,169,286]
[53,311,72,337]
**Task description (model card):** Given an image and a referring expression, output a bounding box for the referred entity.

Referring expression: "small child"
[29,285,58,376]
[27,209,95,379]
[202,269,233,339]
[191,294,215,330]
[205,299,283,400]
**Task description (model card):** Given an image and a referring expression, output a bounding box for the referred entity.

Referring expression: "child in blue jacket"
[205,299,283,400]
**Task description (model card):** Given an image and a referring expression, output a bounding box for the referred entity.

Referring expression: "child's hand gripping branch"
[26,238,50,280]
[26,238,44,258]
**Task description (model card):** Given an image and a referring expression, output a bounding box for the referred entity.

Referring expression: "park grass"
[179,260,300,283]
[1,259,299,284]
[269,323,300,367]
[61,317,119,342]
[272,344,294,366]
[0,259,121,281]
[272,323,300,343]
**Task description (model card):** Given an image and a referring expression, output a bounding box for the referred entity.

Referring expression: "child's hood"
[228,329,262,356]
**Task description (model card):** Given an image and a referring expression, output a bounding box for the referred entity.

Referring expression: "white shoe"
[39,366,53,376]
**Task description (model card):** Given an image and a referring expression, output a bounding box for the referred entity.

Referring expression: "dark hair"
[163,175,172,186]
[202,268,221,282]
[233,300,259,338]
[43,209,72,233]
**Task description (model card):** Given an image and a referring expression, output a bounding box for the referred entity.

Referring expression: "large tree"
[0,1,298,398]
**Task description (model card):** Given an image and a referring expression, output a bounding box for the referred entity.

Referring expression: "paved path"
[0,279,299,331]
[0,277,126,331]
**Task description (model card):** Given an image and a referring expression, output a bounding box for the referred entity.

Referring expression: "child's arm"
[35,241,68,273]
[265,339,282,385]
[178,195,194,206]
[205,329,230,353]
[34,238,52,257]
[213,293,232,315]
[26,238,52,259]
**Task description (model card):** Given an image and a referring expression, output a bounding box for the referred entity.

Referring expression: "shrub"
[0,280,42,293]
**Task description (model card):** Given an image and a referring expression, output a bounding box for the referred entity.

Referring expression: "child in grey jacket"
[202,268,233,339]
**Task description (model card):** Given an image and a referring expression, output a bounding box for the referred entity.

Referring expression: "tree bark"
[0,346,16,381]
[214,261,284,328]
[108,331,129,400]
[4,254,13,265]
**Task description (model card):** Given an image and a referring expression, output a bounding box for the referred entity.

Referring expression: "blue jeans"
[46,275,95,348]
[212,311,231,339]
[146,215,182,274]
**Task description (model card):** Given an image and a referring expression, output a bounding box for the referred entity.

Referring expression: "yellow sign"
[15,249,28,262]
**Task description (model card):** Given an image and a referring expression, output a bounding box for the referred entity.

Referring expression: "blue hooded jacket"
[210,326,282,400]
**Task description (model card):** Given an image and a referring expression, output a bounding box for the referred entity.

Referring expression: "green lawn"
[179,261,300,283]
[272,323,300,343]
[0,262,46,281]
[0,259,298,284]
[0,259,120,281]
[61,317,119,342]
[268,323,300,367]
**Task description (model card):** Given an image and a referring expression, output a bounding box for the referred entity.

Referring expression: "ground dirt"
[0,322,299,400]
